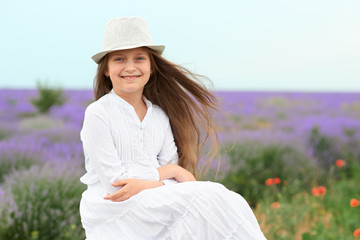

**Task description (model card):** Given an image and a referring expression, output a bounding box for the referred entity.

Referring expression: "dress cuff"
[127,166,160,181]
[153,167,160,181]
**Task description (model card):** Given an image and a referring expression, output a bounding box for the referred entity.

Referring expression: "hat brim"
[91,44,165,64]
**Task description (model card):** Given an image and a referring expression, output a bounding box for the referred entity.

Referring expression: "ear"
[104,71,109,77]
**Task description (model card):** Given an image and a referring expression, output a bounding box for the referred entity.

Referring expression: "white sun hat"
[91,17,165,64]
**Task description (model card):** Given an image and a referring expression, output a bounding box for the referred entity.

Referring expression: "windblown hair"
[93,48,219,177]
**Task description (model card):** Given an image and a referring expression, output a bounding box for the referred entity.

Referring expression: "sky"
[1,0,359,91]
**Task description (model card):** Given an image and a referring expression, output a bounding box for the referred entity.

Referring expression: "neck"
[113,89,147,122]
[113,88,145,110]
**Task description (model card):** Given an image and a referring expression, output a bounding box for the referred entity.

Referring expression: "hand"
[104,179,163,202]
[158,164,196,183]
[174,166,196,182]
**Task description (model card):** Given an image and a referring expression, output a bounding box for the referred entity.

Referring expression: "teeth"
[122,76,140,80]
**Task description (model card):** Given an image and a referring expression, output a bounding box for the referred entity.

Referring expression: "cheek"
[108,65,122,76]
[145,63,152,74]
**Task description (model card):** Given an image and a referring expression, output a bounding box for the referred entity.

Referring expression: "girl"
[80,17,266,240]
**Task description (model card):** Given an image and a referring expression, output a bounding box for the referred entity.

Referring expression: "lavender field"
[1,89,360,239]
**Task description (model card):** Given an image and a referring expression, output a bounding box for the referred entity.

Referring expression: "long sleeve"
[157,118,178,166]
[157,115,179,185]
[80,104,159,194]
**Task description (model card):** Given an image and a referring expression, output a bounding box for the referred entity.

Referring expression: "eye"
[136,57,145,61]
[115,57,124,61]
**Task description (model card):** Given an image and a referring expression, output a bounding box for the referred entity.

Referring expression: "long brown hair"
[93,48,219,177]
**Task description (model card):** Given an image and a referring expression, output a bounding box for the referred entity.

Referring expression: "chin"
[119,87,144,94]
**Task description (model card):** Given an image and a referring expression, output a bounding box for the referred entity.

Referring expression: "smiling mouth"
[121,75,141,80]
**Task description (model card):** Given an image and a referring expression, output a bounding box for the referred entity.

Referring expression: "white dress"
[79,89,266,240]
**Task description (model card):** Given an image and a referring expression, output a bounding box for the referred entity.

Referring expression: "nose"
[124,60,137,72]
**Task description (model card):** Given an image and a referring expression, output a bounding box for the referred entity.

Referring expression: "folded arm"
[156,113,196,183]
[81,105,160,194]
[157,164,196,182]
[104,165,195,202]
[82,104,195,202]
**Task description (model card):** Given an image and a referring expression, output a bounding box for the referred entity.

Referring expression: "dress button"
[140,138,143,143]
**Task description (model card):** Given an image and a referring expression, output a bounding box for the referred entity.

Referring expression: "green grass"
[0,165,86,240]
[220,142,315,207]
[253,162,360,240]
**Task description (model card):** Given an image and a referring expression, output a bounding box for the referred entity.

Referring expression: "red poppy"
[265,178,274,186]
[318,186,326,196]
[354,228,360,237]
[350,199,360,207]
[335,159,345,168]
[271,202,280,209]
[312,186,326,197]
[312,187,320,196]
[273,177,281,185]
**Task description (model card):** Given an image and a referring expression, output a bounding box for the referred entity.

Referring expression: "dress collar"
[109,89,153,110]
[109,89,153,126]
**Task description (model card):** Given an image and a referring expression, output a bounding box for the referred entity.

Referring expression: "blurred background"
[1,1,360,239]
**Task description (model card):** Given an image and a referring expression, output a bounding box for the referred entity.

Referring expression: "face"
[105,47,151,98]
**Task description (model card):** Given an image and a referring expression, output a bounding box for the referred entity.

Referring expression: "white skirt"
[80,181,266,240]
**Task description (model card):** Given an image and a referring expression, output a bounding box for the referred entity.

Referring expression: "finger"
[111,179,128,186]
[104,193,122,200]
[108,185,132,201]
[105,185,130,200]
[105,191,124,201]
[103,193,111,199]
[112,194,130,202]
